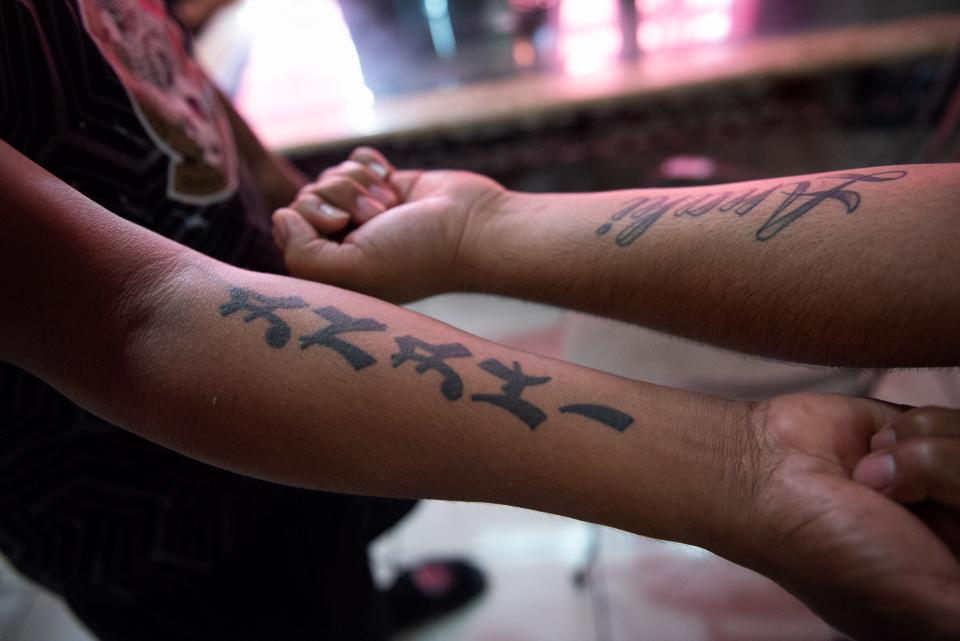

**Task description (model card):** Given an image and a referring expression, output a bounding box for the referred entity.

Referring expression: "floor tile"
[8,590,97,641]
[598,538,835,641]
[371,501,598,641]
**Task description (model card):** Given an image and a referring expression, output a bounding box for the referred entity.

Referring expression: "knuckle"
[900,438,939,472]
[901,406,951,435]
[344,162,374,184]
[299,180,321,196]
[325,175,357,193]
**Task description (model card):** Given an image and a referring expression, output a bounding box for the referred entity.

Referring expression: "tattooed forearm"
[595,170,908,246]
[559,405,635,433]
[218,287,636,433]
[299,306,387,371]
[595,194,689,246]
[391,336,473,400]
[471,359,552,430]
[219,287,309,348]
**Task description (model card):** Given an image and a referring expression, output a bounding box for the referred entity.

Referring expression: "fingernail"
[853,453,895,491]
[297,195,349,222]
[368,184,393,206]
[282,215,297,240]
[319,202,350,221]
[870,428,896,452]
[369,162,388,178]
[296,194,325,216]
[356,195,385,220]
[283,211,314,239]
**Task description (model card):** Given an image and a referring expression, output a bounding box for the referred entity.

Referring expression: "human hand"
[273,147,400,240]
[726,394,960,640]
[853,406,960,555]
[272,148,506,303]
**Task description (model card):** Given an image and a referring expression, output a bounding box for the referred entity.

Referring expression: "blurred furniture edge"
[280,12,960,157]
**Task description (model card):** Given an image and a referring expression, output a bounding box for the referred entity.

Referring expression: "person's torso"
[0,0,298,613]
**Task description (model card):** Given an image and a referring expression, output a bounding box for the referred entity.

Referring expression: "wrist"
[698,398,769,561]
[682,397,763,554]
[605,392,759,552]
[458,188,531,295]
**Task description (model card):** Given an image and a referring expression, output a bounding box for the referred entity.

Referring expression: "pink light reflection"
[558,0,621,77]
[636,0,749,53]
[233,0,373,149]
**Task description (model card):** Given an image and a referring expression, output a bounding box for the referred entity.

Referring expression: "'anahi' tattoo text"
[595,170,908,247]
[218,287,636,434]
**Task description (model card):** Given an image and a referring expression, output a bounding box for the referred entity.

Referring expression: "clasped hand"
[272,148,960,640]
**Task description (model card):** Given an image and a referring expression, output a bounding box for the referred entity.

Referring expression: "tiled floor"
[370,501,837,641]
[0,558,96,641]
[3,293,958,641]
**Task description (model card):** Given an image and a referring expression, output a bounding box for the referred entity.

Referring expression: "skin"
[0,143,956,640]
[273,147,960,637]
[854,407,960,556]
[275,149,960,368]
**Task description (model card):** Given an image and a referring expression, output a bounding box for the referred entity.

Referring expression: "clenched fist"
[272,147,505,302]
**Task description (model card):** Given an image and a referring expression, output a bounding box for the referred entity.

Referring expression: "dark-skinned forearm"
[465,164,960,367]
[120,258,752,549]
[0,139,752,554]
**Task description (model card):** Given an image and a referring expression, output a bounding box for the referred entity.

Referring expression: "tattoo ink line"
[596,170,908,246]
[220,287,309,349]
[472,359,552,430]
[597,195,691,246]
[392,336,473,400]
[755,171,907,241]
[219,288,639,439]
[299,306,387,371]
[559,404,635,433]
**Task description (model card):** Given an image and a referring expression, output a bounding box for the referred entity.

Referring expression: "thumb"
[273,207,319,248]
[272,208,364,286]
[389,169,424,200]
[854,437,960,508]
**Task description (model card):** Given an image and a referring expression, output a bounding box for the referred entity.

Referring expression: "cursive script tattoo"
[595,194,691,246]
[595,170,908,246]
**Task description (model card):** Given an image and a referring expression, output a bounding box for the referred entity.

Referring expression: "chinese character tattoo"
[472,359,552,430]
[299,306,387,370]
[559,404,634,433]
[391,336,473,400]
[220,287,309,349]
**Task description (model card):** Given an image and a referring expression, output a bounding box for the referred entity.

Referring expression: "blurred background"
[3,1,959,640]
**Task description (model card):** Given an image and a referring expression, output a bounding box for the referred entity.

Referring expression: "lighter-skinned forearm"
[464,164,959,367]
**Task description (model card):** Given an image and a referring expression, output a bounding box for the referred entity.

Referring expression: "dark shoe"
[384,559,486,634]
